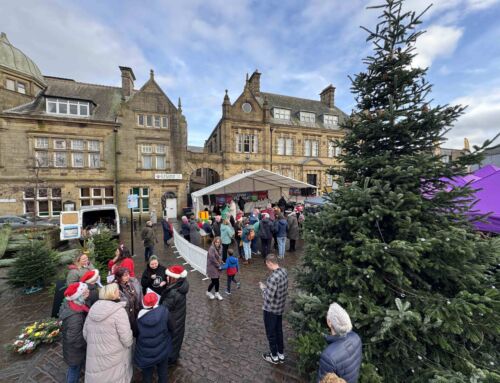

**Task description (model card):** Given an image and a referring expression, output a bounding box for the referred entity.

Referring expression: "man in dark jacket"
[141,221,157,262]
[259,213,273,258]
[59,282,89,383]
[317,303,362,383]
[160,265,190,365]
[161,217,173,250]
[212,215,222,237]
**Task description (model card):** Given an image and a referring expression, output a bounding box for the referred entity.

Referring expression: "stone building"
[0,32,187,220]
[202,70,348,192]
[0,33,349,220]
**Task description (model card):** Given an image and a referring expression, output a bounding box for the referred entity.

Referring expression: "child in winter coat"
[220,249,240,295]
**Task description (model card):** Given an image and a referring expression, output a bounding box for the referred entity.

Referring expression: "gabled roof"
[4,77,122,122]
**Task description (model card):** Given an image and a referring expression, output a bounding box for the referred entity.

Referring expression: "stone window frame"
[137,113,169,129]
[304,138,320,157]
[31,136,103,169]
[4,76,29,95]
[327,140,342,158]
[79,187,114,207]
[138,142,169,170]
[23,187,62,217]
[129,187,149,213]
[276,136,294,156]
[235,131,258,154]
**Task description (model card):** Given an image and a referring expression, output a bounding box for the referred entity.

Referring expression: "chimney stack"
[248,70,261,96]
[119,66,136,98]
[320,84,335,108]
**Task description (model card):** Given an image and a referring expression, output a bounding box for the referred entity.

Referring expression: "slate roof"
[4,76,122,122]
[187,145,204,153]
[256,92,348,130]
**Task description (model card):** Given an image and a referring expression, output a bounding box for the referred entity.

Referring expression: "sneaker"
[236,282,241,289]
[278,353,285,363]
[206,291,215,300]
[214,292,224,300]
[262,352,279,365]
[225,289,231,295]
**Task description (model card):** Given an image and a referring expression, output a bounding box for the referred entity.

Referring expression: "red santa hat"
[80,269,99,284]
[142,292,159,309]
[166,265,188,279]
[64,282,88,301]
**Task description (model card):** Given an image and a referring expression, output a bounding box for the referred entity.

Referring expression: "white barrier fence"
[172,228,208,278]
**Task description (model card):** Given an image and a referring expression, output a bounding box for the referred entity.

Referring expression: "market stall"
[190,169,317,216]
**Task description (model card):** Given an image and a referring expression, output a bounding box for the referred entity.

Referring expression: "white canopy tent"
[191,169,317,215]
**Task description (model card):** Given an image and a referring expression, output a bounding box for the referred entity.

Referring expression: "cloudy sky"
[1,0,499,148]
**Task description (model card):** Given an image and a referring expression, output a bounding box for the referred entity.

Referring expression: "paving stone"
[0,225,308,382]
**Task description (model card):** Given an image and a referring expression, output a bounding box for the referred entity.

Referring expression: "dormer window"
[46,98,90,117]
[324,114,339,127]
[300,112,315,123]
[273,108,291,120]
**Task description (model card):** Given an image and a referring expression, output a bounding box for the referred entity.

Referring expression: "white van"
[60,204,120,241]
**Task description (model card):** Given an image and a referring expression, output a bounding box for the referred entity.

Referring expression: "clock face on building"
[242,102,252,113]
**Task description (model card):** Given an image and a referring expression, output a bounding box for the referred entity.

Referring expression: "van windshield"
[82,209,117,234]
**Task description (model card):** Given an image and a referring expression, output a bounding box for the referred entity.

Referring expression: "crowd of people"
[180,197,304,264]
[60,247,189,383]
[56,195,363,383]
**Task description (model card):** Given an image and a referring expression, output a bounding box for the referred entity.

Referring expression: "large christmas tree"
[290,1,500,382]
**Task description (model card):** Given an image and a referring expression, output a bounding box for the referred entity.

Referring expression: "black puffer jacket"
[259,218,273,240]
[159,277,189,363]
[85,284,99,308]
[59,300,87,366]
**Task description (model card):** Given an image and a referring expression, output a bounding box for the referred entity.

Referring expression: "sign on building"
[154,173,183,180]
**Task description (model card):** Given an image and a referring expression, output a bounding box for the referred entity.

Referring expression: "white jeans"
[243,241,252,260]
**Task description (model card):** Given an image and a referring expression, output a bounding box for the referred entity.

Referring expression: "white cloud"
[413,25,463,68]
[446,89,500,148]
[0,0,152,86]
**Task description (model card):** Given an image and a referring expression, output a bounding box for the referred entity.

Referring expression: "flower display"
[8,318,62,354]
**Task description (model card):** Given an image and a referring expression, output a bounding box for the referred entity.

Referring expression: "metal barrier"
[172,228,208,279]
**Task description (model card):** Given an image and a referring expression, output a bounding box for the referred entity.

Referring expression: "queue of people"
[59,244,189,383]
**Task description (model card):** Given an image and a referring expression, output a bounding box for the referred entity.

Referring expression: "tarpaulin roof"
[468,167,500,233]
[191,169,317,198]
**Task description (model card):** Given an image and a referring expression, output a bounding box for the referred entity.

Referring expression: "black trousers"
[222,243,230,262]
[289,239,296,252]
[226,274,239,292]
[273,234,278,250]
[142,357,168,383]
[208,278,220,292]
[263,310,284,356]
[261,238,271,258]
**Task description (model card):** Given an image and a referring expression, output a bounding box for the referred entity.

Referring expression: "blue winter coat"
[317,332,362,383]
[274,219,288,238]
[134,305,173,369]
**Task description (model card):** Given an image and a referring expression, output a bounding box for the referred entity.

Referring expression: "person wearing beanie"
[212,215,222,237]
[141,220,157,262]
[134,292,174,383]
[83,283,133,383]
[259,213,273,258]
[66,252,95,285]
[160,264,189,365]
[59,282,89,383]
[317,303,362,383]
[273,214,288,259]
[108,244,135,277]
[189,215,202,247]
[80,269,100,307]
[141,255,167,295]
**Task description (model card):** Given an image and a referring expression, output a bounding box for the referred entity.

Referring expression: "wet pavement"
[0,223,307,382]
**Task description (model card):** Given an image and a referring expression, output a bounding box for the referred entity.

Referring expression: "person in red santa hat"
[160,265,189,365]
[59,282,89,383]
[134,292,173,383]
[80,269,100,307]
